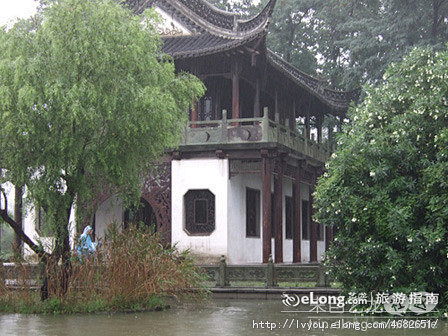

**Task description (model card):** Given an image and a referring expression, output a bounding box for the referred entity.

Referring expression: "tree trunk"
[13,185,23,259]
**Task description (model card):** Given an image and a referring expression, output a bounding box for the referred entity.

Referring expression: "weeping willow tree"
[0,0,204,298]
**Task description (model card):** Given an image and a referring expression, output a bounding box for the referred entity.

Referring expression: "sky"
[0,0,38,26]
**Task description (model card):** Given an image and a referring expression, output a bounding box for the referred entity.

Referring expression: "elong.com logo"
[281,292,438,315]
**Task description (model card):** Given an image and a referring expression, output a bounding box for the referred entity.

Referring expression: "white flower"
[352,217,357,222]
[370,171,376,177]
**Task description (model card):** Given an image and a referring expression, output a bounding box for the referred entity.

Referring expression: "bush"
[0,226,207,313]
[315,46,448,310]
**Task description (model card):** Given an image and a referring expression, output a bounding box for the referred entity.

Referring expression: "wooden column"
[317,115,323,144]
[274,89,279,120]
[305,110,311,140]
[337,116,342,133]
[231,60,240,120]
[293,166,302,263]
[328,124,334,148]
[253,76,260,118]
[191,101,198,128]
[274,156,284,263]
[309,185,318,262]
[262,150,272,263]
[291,100,296,131]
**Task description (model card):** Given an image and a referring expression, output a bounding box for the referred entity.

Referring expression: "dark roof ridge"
[177,0,277,33]
[133,0,277,38]
[236,0,277,33]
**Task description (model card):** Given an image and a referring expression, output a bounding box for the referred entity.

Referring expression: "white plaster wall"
[171,158,229,261]
[154,7,191,35]
[318,241,325,261]
[300,183,310,262]
[282,180,293,263]
[1,182,77,259]
[23,200,76,259]
[227,174,263,264]
[227,174,313,264]
[300,183,325,262]
[0,182,15,215]
[95,195,124,240]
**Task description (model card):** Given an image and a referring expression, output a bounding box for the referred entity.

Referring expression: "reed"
[0,225,208,313]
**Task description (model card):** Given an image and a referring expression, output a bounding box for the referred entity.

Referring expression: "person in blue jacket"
[76,225,97,261]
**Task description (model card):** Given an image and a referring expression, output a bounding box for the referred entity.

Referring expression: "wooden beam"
[262,150,272,263]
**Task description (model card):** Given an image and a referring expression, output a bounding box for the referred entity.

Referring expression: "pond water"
[1,299,447,336]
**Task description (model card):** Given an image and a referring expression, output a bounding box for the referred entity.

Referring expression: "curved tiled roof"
[125,0,357,111]
[162,31,266,58]
[267,51,360,111]
[128,0,276,37]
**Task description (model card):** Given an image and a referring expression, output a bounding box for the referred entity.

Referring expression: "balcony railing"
[179,109,332,163]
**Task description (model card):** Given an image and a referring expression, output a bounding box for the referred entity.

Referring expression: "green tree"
[314,46,448,308]
[0,0,204,274]
[268,0,318,75]
[314,0,448,90]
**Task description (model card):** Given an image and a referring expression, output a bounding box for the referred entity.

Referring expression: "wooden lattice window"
[317,222,324,241]
[246,188,260,237]
[184,189,215,235]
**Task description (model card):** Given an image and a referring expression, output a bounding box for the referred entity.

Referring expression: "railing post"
[182,123,188,145]
[285,119,290,146]
[217,255,229,287]
[316,264,327,287]
[220,109,228,143]
[274,113,280,142]
[262,107,269,142]
[266,254,277,287]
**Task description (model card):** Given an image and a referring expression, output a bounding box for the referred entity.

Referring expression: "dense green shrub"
[315,46,448,309]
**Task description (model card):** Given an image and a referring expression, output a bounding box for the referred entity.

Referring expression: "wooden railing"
[200,256,330,288]
[180,109,332,163]
[2,259,331,289]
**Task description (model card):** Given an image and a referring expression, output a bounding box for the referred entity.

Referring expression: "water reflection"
[1,300,447,336]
